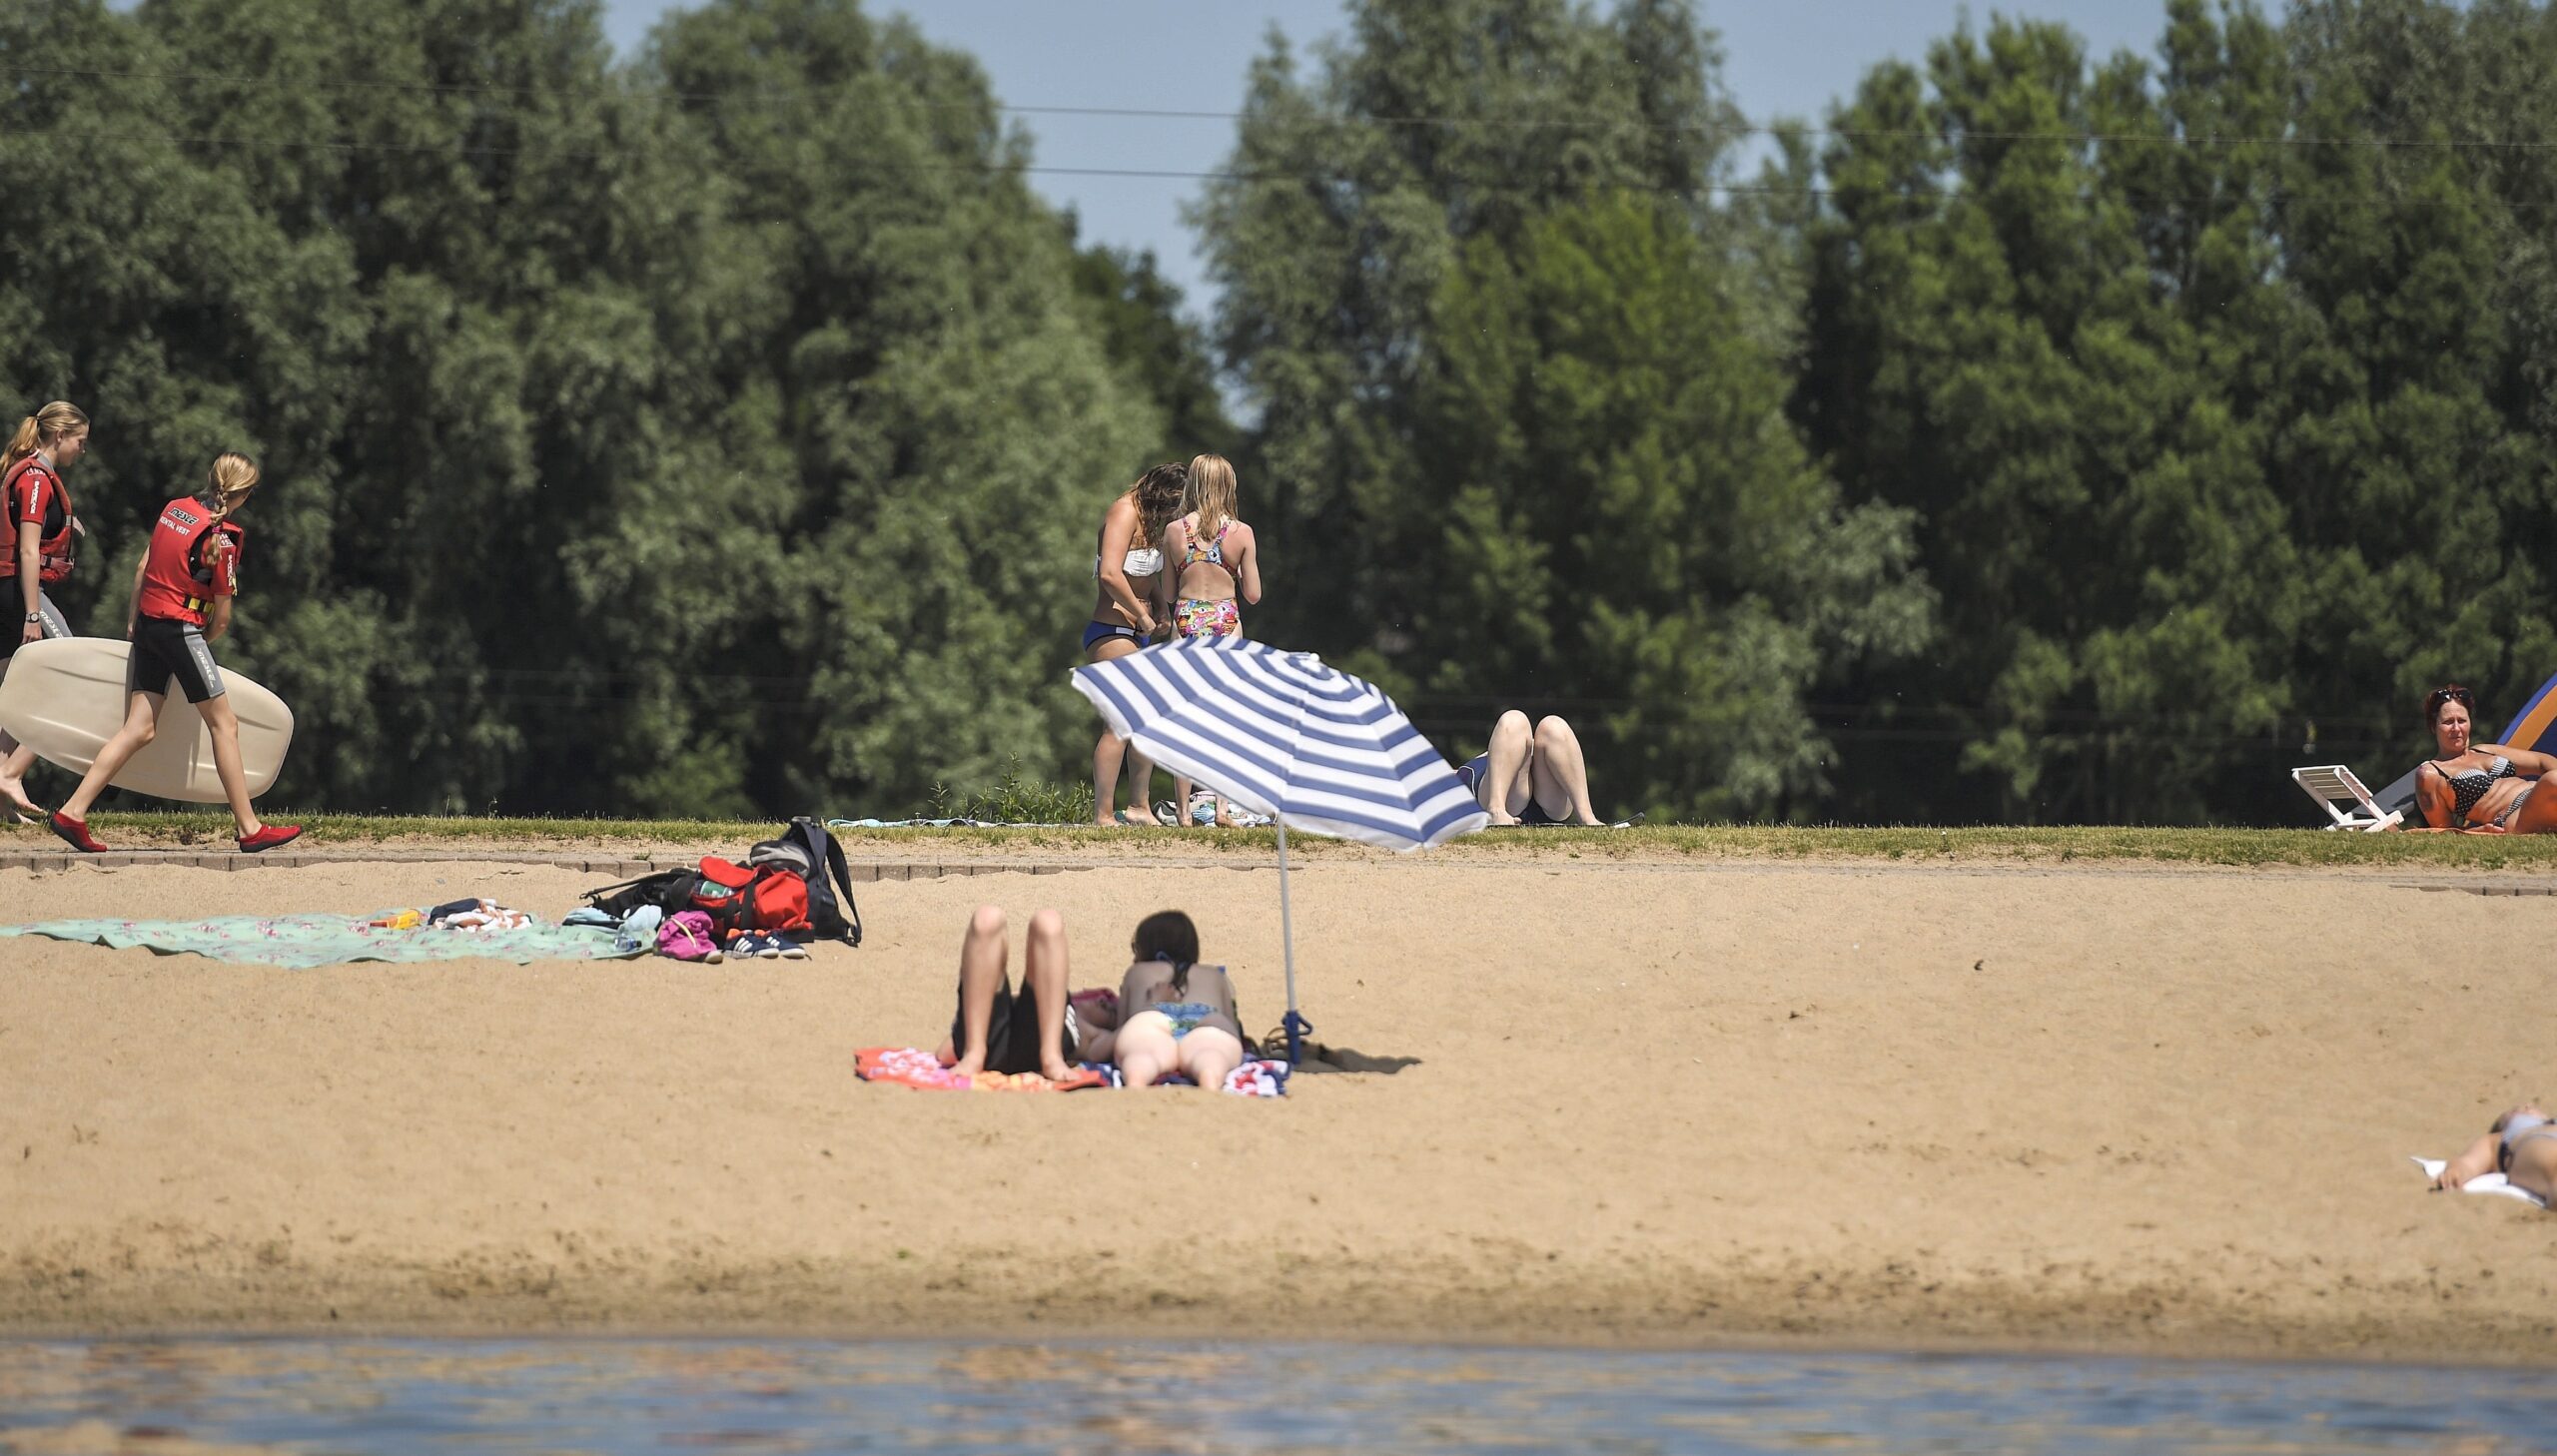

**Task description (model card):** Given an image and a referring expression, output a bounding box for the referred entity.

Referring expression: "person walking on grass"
[0,401,91,821]
[49,452,299,855]
[1153,453,1261,827]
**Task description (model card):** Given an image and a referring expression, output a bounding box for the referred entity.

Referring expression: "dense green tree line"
[4,0,1175,817]
[1211,0,2557,824]
[3,0,2549,823]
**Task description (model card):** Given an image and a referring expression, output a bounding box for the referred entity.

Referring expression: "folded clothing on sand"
[426,898,534,932]
[2413,1156,2548,1207]
[0,914,641,969]
[854,1046,1285,1095]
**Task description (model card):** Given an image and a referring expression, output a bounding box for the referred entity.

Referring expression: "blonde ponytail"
[2,401,87,475]
[202,451,260,515]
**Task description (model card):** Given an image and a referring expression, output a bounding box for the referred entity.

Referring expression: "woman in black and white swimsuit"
[2410,684,2557,833]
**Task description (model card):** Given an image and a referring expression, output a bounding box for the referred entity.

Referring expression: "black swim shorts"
[950,976,1080,1078]
[0,591,69,662]
[128,615,226,703]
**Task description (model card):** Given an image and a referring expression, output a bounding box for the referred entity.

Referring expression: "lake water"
[0,1338,2550,1454]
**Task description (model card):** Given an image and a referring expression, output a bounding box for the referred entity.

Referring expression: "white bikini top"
[1094,547,1164,579]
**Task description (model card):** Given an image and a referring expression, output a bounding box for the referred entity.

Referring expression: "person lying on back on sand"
[936,905,1085,1083]
[2433,1103,2557,1203]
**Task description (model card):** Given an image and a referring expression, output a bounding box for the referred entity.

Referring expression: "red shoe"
[48,811,105,854]
[237,824,303,854]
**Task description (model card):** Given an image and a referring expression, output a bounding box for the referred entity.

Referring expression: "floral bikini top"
[1182,518,1231,567]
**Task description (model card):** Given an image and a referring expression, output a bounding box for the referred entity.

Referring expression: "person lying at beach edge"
[2433,1103,2557,1204]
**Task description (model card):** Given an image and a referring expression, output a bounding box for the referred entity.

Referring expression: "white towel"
[2412,1156,2548,1206]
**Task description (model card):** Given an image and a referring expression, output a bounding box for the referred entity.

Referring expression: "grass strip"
[10,815,2557,870]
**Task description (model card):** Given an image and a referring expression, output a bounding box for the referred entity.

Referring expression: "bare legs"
[198,694,270,838]
[1170,773,1235,828]
[56,690,164,826]
[56,690,270,839]
[1093,731,1161,825]
[1090,638,1160,825]
[939,906,1078,1082]
[1113,1011,1245,1090]
[1476,711,1603,826]
[0,738,40,819]
[1526,715,1602,825]
[1478,710,1535,823]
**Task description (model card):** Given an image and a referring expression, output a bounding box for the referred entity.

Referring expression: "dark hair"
[1133,909,1201,998]
[2426,684,2475,726]
[1130,462,1187,554]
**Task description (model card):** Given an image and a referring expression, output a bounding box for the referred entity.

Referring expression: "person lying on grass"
[1453,710,1605,826]
[2407,684,2557,834]
[2433,1103,2557,1203]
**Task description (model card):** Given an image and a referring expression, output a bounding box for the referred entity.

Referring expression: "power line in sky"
[0,119,2533,214]
[13,62,2557,154]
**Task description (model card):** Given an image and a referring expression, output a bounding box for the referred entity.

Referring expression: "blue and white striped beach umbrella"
[1072,636,1488,1063]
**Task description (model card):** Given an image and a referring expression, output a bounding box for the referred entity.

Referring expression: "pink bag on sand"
[657,910,724,964]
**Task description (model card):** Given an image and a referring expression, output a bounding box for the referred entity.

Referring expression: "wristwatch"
[21,613,39,623]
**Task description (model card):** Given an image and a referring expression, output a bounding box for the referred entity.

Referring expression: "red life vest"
[0,454,77,583]
[136,496,246,627]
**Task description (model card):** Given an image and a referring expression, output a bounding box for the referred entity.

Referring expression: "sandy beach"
[1,845,2552,1363]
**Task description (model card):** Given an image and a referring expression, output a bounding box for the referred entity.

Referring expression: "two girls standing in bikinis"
[2410,684,2557,834]
[1152,453,1261,827]
[1087,462,1188,826]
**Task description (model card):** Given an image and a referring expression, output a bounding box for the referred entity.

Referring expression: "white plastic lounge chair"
[2291,764,2403,831]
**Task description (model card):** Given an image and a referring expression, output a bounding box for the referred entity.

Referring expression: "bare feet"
[948,1053,986,1079]
[0,778,41,823]
[1042,1058,1080,1083]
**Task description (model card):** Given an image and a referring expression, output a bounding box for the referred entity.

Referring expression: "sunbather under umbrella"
[1070,636,1488,1065]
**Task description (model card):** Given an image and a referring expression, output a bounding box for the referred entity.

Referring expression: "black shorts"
[129,615,226,703]
[950,977,1079,1077]
[0,590,69,662]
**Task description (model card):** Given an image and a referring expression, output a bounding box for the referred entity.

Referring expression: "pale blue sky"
[617,2,2179,314]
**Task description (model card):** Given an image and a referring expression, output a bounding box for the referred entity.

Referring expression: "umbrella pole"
[1276,816,1310,1068]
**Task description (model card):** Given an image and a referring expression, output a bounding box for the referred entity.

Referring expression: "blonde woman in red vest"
[49,452,299,854]
[0,401,89,819]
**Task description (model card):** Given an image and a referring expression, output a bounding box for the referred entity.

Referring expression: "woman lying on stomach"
[2409,684,2557,834]
[2434,1103,2557,1203]
[1106,910,1247,1090]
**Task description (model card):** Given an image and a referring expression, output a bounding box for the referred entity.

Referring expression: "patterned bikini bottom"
[1175,598,1241,639]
